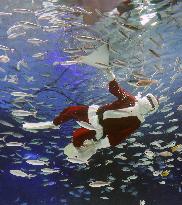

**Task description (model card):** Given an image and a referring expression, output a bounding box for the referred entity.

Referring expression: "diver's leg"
[53,105,88,125]
[72,127,96,148]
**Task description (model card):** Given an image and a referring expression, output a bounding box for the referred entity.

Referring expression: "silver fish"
[32,52,47,59]
[18,21,41,29]
[67,157,89,165]
[11,110,37,117]
[13,8,34,14]
[75,35,103,43]
[0,120,14,127]
[41,168,59,173]
[8,32,26,39]
[6,142,24,147]
[0,12,12,16]
[11,91,34,97]
[26,160,49,166]
[89,181,110,188]
[165,112,174,118]
[10,170,36,178]
[27,38,48,46]
[166,126,179,133]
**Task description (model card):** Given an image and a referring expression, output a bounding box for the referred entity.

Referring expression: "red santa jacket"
[97,79,141,146]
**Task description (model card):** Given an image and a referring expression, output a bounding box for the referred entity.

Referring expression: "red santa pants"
[53,105,96,147]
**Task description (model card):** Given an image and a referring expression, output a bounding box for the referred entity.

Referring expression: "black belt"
[96,110,106,139]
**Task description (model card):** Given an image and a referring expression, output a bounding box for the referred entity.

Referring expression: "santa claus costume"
[53,70,159,161]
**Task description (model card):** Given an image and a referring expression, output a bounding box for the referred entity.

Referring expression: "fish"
[0,12,12,16]
[128,175,138,180]
[63,47,84,54]
[26,160,49,166]
[27,38,48,46]
[8,32,26,39]
[67,157,89,165]
[10,170,36,178]
[169,118,178,122]
[142,123,152,128]
[53,60,79,66]
[89,181,110,188]
[123,23,141,31]
[152,170,162,176]
[43,25,60,32]
[149,49,160,58]
[13,8,34,14]
[0,120,14,127]
[155,121,165,125]
[159,181,165,184]
[11,110,37,117]
[149,37,162,48]
[161,170,170,177]
[171,144,182,152]
[160,107,173,113]
[18,21,41,29]
[0,55,10,63]
[11,91,34,97]
[75,35,104,43]
[94,62,112,69]
[135,79,158,87]
[159,151,173,157]
[41,168,59,174]
[22,121,58,130]
[164,112,174,118]
[43,181,56,187]
[100,197,109,200]
[32,52,47,59]
[111,59,127,67]
[6,142,24,147]
[151,141,162,148]
[144,150,155,158]
[114,152,127,160]
[133,153,142,157]
[158,96,169,103]
[118,29,129,39]
[149,131,163,135]
[166,125,178,133]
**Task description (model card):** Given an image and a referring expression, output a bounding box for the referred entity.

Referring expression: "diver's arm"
[108,77,136,103]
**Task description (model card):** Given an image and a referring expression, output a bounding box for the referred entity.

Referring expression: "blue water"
[0,0,182,204]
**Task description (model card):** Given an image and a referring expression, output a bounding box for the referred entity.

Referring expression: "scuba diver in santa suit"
[53,72,160,147]
[53,44,160,161]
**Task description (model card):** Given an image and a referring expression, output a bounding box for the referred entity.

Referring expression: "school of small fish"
[0,0,181,203]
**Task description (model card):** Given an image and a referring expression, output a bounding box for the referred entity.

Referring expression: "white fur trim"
[103,104,145,123]
[87,105,103,140]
